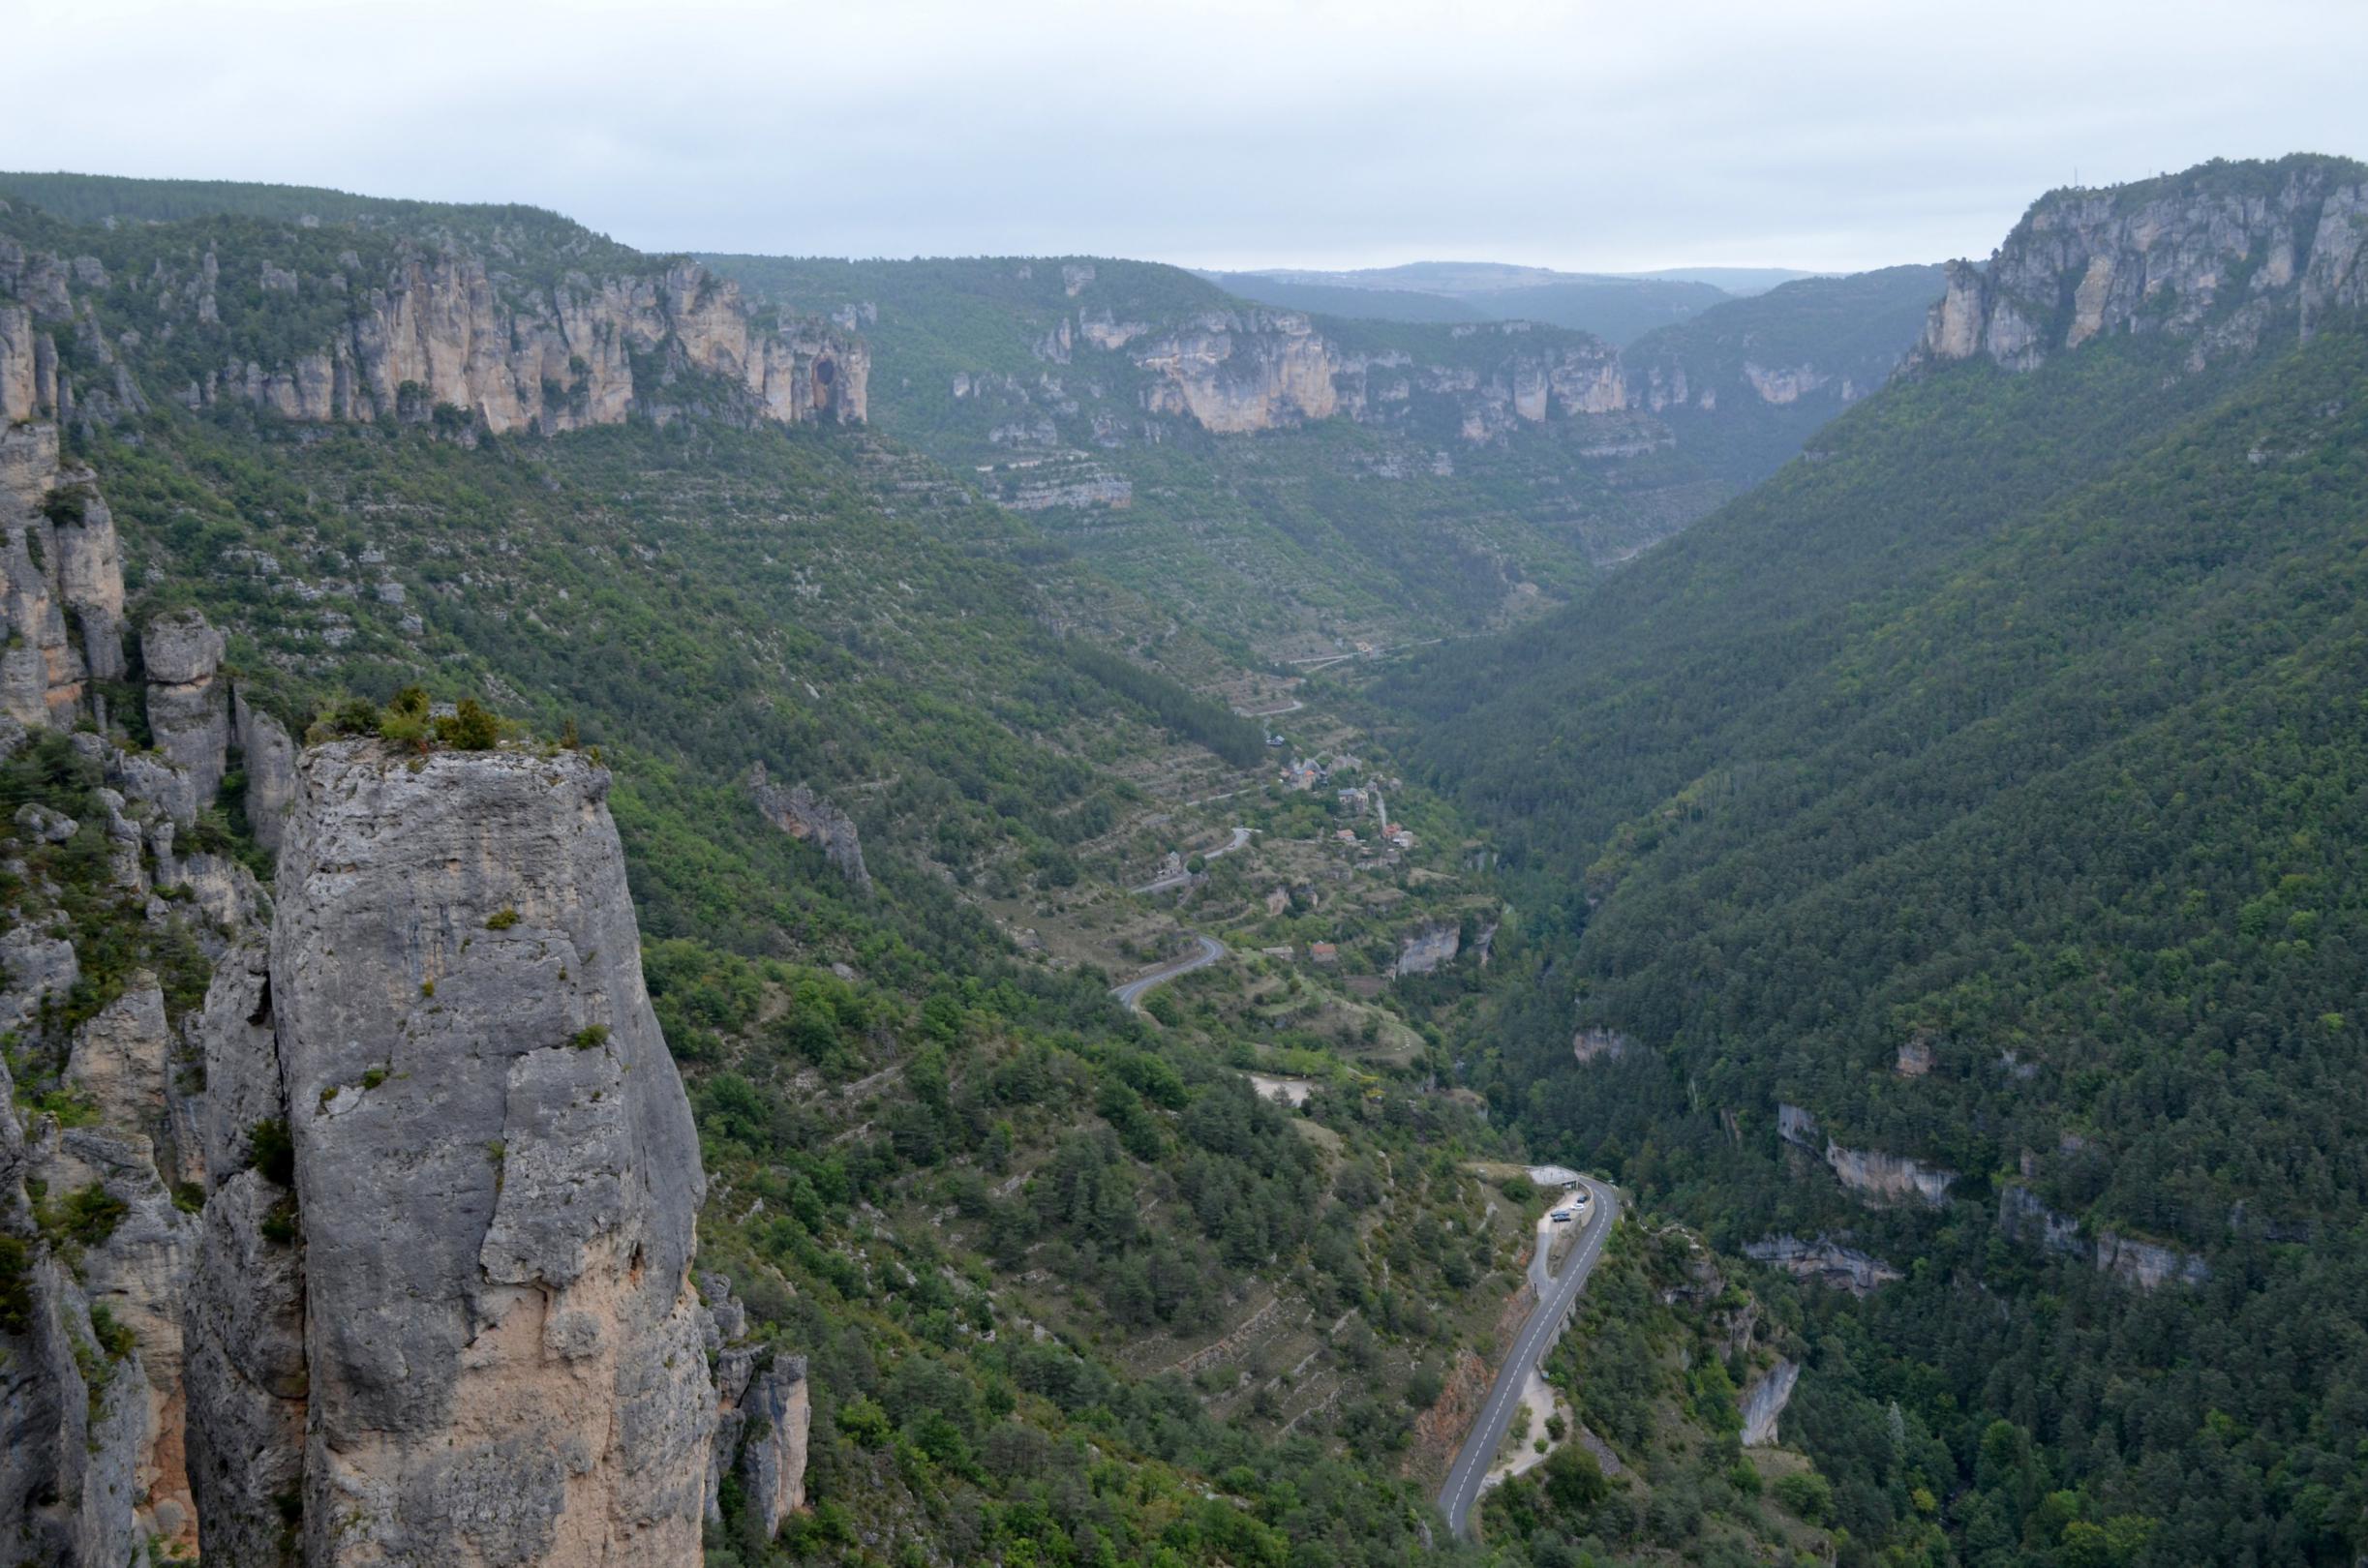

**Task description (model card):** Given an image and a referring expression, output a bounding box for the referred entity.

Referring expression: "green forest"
[6,149,2367,1568]
[1381,155,2368,1568]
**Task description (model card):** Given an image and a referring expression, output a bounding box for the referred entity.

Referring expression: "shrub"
[87,1301,137,1359]
[435,699,500,751]
[40,488,89,528]
[45,1183,130,1249]
[485,908,520,930]
[0,1236,31,1335]
[259,1194,298,1245]
[570,1025,610,1051]
[836,1396,893,1449]
[326,696,380,737]
[247,1118,296,1187]
[1774,1469,1833,1523]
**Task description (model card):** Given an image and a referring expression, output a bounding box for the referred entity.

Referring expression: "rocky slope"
[0,423,126,725]
[711,252,1936,464]
[0,407,804,1566]
[1915,153,2368,373]
[199,740,715,1566]
[0,196,865,437]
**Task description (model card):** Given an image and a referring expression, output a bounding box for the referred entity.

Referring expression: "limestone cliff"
[702,1275,811,1543]
[1,218,865,437]
[187,742,715,1565]
[750,763,871,892]
[1914,154,2368,374]
[1741,1235,1902,1296]
[1998,1185,2208,1291]
[0,424,127,727]
[0,533,764,1563]
[1737,1357,1799,1447]
[205,256,868,434]
[1122,310,1633,440]
[0,649,248,1564]
[1391,920,1461,977]
[912,261,1941,498]
[1131,309,1342,433]
[1776,1101,1955,1207]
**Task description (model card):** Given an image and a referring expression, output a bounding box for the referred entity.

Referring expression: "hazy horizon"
[14,0,2368,274]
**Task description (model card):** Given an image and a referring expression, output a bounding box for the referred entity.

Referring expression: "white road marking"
[1438,1180,1618,1535]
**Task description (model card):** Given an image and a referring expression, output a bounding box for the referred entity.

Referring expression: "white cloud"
[11,0,2365,271]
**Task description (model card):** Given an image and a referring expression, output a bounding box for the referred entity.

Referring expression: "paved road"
[1110,932,1225,1010]
[1439,1177,1621,1540]
[1129,828,1255,894]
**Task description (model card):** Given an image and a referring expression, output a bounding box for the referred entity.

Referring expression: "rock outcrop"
[1914,154,2368,375]
[1570,1027,1630,1065]
[750,763,871,891]
[1133,309,1342,433]
[141,612,230,813]
[1738,1357,1800,1447]
[940,265,1944,498]
[1998,1185,2208,1290]
[187,743,714,1565]
[1,966,204,1564]
[1776,1101,1955,1207]
[2,221,865,439]
[0,423,128,727]
[0,556,766,1563]
[703,1277,811,1543]
[1392,920,1460,977]
[1742,1235,1902,1295]
[1824,1143,1957,1207]
[232,689,299,854]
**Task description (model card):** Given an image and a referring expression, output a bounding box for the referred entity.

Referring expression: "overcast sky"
[13,0,2367,274]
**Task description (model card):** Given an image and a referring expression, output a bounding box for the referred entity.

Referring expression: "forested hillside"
[2,172,1825,1568]
[703,251,1939,659]
[1380,154,2368,1565]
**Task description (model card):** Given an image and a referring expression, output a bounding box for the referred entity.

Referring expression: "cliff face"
[1776,1101,1956,1207]
[1124,312,1634,438]
[0,419,766,1560]
[0,423,128,726]
[1741,1235,1902,1296]
[0,222,865,437]
[1131,309,1342,432]
[1737,1357,1799,1447]
[0,512,234,1563]
[1998,1186,2208,1291]
[1915,155,2368,373]
[939,275,1927,500]
[199,743,714,1565]
[749,764,870,891]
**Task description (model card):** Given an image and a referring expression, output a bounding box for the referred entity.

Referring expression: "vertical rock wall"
[219,742,713,1566]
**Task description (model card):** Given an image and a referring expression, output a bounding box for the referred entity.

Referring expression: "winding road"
[1439,1176,1621,1540]
[1129,827,1256,895]
[1110,932,1226,1010]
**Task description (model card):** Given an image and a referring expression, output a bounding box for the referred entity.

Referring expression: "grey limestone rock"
[1739,1358,1800,1448]
[65,978,170,1137]
[699,1277,809,1541]
[233,690,299,855]
[182,1169,308,1566]
[14,801,76,843]
[141,611,229,810]
[244,741,712,1566]
[749,762,871,892]
[0,924,78,1037]
[739,1355,811,1538]
[1917,157,2368,374]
